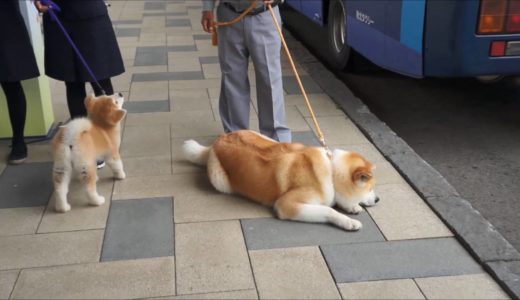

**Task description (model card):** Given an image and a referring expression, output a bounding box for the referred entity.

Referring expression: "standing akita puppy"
[52,94,126,213]
[183,130,379,231]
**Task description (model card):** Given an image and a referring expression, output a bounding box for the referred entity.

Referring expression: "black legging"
[65,78,114,118]
[0,81,26,146]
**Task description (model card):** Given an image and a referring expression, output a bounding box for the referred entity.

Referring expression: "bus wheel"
[327,0,350,70]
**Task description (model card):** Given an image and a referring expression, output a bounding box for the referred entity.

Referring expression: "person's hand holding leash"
[201,11,215,33]
[34,1,50,13]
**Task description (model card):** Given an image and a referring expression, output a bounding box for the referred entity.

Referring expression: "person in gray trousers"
[201,0,291,142]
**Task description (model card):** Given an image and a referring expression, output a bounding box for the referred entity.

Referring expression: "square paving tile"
[0,270,19,299]
[123,155,172,177]
[132,71,204,82]
[250,247,341,299]
[129,80,169,102]
[193,34,212,40]
[338,279,425,300]
[241,212,384,250]
[0,230,103,270]
[368,183,453,240]
[414,273,510,299]
[306,116,368,145]
[168,45,198,52]
[125,99,170,113]
[166,19,192,27]
[37,178,114,233]
[11,257,175,299]
[175,220,254,294]
[0,162,53,208]
[121,124,171,158]
[145,1,166,10]
[115,28,141,37]
[283,75,323,94]
[135,46,168,66]
[292,130,321,146]
[199,56,219,64]
[101,197,174,261]
[170,289,258,299]
[321,238,483,283]
[0,207,44,236]
[174,193,273,223]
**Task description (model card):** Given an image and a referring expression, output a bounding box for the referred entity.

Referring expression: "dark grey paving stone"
[241,212,384,250]
[143,12,188,16]
[115,28,141,38]
[144,1,166,10]
[193,34,212,40]
[292,131,320,146]
[283,75,323,94]
[135,46,167,66]
[101,197,174,262]
[168,45,197,52]
[166,19,191,27]
[0,162,53,208]
[125,100,170,113]
[321,238,484,283]
[112,20,142,25]
[186,5,202,9]
[199,56,219,64]
[132,71,204,82]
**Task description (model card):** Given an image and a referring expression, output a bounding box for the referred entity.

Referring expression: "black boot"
[8,143,27,165]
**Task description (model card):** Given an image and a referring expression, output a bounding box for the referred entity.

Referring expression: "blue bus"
[283,0,520,80]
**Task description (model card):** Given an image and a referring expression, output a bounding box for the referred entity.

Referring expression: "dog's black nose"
[118,92,123,97]
[375,197,380,203]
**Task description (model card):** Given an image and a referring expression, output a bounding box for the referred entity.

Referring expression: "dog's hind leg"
[207,149,232,193]
[107,152,126,180]
[274,189,362,231]
[53,163,72,213]
[53,144,72,213]
[82,162,105,206]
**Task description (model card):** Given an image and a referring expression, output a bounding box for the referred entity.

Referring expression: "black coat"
[0,0,40,82]
[43,0,124,82]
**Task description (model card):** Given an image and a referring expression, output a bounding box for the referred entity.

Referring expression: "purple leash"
[40,0,106,95]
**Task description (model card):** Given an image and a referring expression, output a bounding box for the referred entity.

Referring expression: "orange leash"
[266,4,330,155]
[211,0,258,45]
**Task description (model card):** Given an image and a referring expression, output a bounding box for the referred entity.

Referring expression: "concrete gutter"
[283,30,520,299]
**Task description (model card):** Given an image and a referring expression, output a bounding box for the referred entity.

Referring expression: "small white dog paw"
[55,202,71,213]
[89,195,105,206]
[114,170,126,180]
[340,218,362,231]
[344,204,363,215]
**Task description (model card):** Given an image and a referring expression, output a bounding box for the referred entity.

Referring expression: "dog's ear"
[84,94,96,111]
[111,109,127,123]
[352,167,373,183]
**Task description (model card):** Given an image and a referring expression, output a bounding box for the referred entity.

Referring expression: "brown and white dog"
[183,130,379,230]
[51,93,126,213]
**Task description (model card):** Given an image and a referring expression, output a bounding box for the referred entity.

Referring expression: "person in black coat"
[35,0,124,119]
[0,0,40,164]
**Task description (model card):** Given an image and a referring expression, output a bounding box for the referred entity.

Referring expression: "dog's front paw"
[114,170,126,180]
[55,202,71,213]
[339,218,362,231]
[89,195,105,206]
[344,204,363,215]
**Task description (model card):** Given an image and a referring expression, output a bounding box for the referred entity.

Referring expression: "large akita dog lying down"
[183,130,379,230]
[52,94,127,213]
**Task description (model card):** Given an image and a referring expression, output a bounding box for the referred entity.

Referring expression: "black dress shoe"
[8,144,27,165]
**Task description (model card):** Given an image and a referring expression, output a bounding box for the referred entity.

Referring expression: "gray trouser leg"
[217,5,250,132]
[217,5,291,142]
[245,6,291,142]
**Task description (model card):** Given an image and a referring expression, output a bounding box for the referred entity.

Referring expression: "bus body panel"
[424,0,520,77]
[289,0,520,77]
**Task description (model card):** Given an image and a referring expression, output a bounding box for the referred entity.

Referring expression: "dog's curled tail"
[182,140,210,166]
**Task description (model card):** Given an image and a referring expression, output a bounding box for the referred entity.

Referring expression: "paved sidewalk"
[0,1,512,299]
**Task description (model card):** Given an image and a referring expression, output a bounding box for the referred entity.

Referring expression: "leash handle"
[266,4,330,154]
[40,0,106,95]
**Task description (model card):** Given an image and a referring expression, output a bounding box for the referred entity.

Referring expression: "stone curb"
[282,28,520,299]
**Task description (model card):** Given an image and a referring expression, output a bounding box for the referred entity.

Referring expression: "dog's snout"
[118,92,123,97]
[375,197,380,203]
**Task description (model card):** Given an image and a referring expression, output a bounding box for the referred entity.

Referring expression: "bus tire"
[327,0,351,70]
